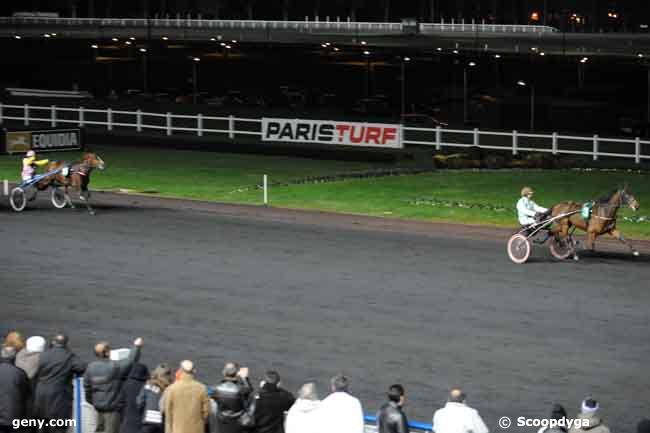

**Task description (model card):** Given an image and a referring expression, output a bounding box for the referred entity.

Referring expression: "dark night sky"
[1,1,648,29]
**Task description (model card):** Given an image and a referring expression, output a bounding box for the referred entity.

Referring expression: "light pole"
[463,61,477,125]
[400,56,410,118]
[363,50,371,97]
[192,57,200,104]
[517,80,535,130]
[578,56,588,89]
[139,48,148,92]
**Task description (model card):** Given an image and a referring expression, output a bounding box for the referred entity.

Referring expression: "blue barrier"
[364,414,433,432]
[74,376,82,433]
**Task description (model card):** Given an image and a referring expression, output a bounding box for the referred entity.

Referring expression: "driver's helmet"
[521,186,534,197]
[26,150,36,158]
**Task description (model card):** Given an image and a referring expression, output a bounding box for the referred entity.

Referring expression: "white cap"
[26,150,36,157]
[26,336,46,353]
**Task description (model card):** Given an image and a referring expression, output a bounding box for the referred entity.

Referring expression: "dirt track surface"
[2,192,649,432]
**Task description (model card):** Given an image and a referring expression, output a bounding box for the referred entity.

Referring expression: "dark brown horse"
[39,152,105,215]
[550,187,640,258]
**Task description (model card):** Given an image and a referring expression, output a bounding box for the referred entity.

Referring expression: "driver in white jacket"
[433,388,489,433]
[517,186,548,226]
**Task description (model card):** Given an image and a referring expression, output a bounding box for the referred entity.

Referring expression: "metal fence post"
[197,113,203,137]
[435,126,441,150]
[635,137,641,164]
[512,130,518,155]
[75,376,82,433]
[552,132,558,155]
[166,112,172,136]
[51,105,57,127]
[263,174,268,205]
[79,107,85,127]
[24,104,29,126]
[137,109,142,132]
[593,134,599,161]
[228,115,235,139]
[473,128,479,147]
[107,108,113,131]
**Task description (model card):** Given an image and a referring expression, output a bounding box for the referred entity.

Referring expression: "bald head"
[449,388,466,403]
[180,360,194,374]
[52,333,68,348]
[94,342,110,358]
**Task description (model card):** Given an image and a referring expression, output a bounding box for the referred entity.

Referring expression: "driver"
[517,186,549,227]
[21,150,49,182]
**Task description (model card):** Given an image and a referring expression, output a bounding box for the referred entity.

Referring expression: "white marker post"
[3,180,8,196]
[263,175,268,205]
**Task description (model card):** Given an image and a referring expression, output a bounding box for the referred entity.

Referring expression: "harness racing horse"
[39,152,105,215]
[550,187,640,259]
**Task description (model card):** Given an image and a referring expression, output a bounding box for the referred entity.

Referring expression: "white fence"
[0,16,556,34]
[0,103,648,163]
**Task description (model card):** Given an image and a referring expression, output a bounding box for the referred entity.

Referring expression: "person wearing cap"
[164,360,210,433]
[32,334,86,433]
[517,186,549,227]
[16,336,46,381]
[21,150,49,182]
[568,398,611,433]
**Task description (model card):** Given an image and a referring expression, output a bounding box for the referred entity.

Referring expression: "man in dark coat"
[32,334,86,433]
[253,371,295,433]
[0,346,31,433]
[211,362,253,433]
[377,384,409,433]
[84,337,143,433]
[118,363,149,433]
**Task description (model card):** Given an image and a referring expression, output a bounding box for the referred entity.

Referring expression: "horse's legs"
[557,221,579,260]
[586,230,597,252]
[81,187,95,216]
[64,185,75,208]
[609,229,639,256]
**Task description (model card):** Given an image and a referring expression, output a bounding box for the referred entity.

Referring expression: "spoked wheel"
[507,233,531,264]
[51,187,67,209]
[9,187,27,212]
[549,235,573,260]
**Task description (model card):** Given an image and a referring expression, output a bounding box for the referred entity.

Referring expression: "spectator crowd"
[2,329,649,433]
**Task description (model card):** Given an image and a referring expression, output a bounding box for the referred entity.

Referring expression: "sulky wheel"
[507,233,531,264]
[9,187,27,212]
[51,187,67,209]
[549,235,573,260]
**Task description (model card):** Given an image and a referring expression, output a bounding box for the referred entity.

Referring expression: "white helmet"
[26,150,35,158]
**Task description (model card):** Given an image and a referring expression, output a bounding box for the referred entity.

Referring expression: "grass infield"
[2,145,649,238]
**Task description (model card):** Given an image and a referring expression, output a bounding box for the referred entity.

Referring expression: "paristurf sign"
[262,118,402,149]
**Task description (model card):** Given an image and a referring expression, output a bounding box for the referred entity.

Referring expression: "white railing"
[0,103,647,163]
[0,16,556,34]
[420,21,557,34]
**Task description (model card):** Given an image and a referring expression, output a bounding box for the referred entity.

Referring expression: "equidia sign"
[4,129,83,154]
[262,118,402,149]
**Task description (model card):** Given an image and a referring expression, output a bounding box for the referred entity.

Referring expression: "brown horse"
[550,187,640,259]
[39,152,105,215]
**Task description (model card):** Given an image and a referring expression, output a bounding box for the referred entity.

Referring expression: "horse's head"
[620,187,639,211]
[83,152,105,171]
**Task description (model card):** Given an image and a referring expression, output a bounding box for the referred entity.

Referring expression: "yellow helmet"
[521,186,534,197]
